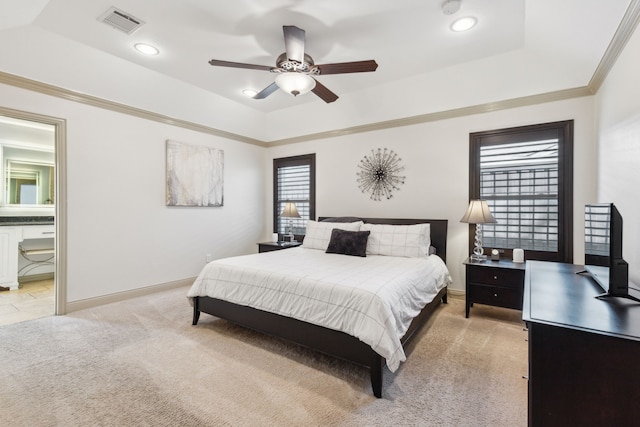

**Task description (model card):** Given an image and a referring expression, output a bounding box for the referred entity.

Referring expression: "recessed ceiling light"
[451,16,477,32]
[134,43,159,55]
[242,89,258,97]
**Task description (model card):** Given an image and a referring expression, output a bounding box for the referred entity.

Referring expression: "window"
[273,154,316,238]
[469,121,573,262]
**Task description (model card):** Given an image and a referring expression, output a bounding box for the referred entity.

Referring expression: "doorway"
[0,108,66,325]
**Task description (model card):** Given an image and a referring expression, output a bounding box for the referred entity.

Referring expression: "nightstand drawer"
[259,244,283,253]
[469,283,522,310]
[470,267,524,287]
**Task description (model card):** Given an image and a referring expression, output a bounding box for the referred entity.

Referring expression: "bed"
[188,217,450,397]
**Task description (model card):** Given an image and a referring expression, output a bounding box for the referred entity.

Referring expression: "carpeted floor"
[0,287,528,426]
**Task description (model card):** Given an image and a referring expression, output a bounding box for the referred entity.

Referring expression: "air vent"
[98,7,145,35]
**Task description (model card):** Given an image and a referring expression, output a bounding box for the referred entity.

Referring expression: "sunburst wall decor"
[356,148,405,201]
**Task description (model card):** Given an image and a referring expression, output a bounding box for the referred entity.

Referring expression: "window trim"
[469,120,574,263]
[273,153,316,240]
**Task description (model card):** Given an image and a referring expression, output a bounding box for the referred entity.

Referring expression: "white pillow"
[302,220,364,250]
[361,223,431,257]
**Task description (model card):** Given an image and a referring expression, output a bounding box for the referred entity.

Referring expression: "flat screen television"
[584,203,636,301]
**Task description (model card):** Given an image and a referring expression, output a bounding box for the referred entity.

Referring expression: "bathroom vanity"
[0,217,54,290]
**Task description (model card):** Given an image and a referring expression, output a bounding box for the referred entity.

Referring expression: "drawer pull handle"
[42,231,55,234]
[494,293,498,297]
[493,276,498,280]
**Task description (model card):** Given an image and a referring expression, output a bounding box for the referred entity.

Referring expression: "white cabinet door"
[0,227,19,289]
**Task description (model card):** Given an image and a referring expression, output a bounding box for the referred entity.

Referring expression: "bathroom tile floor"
[0,279,54,326]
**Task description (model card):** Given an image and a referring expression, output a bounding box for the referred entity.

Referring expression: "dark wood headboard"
[318,217,448,263]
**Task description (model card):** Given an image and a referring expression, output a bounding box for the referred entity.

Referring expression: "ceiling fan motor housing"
[275,53,319,74]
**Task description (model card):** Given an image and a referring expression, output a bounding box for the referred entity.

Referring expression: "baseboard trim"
[65,277,196,313]
[66,279,462,313]
[448,289,465,299]
[18,272,55,283]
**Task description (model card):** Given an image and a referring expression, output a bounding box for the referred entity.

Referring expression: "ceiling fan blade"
[316,60,378,75]
[253,82,279,99]
[283,25,305,63]
[208,59,274,72]
[311,78,339,103]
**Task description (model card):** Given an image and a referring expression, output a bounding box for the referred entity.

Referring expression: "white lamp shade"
[281,201,301,218]
[275,73,316,96]
[460,200,497,224]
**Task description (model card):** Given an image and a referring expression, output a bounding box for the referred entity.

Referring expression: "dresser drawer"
[469,267,524,287]
[469,283,522,310]
[22,225,55,239]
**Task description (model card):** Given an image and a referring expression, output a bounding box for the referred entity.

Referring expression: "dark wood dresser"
[523,261,640,427]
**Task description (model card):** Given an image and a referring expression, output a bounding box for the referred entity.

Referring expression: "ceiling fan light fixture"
[451,16,477,32]
[275,72,316,97]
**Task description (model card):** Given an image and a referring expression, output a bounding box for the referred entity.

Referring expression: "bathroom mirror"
[5,160,54,205]
[0,115,56,209]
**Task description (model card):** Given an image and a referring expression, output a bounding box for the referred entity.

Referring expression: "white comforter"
[187,247,451,371]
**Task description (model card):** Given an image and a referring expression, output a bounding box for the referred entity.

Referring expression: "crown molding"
[0,70,595,148]
[589,0,640,92]
[267,87,593,146]
[0,71,266,148]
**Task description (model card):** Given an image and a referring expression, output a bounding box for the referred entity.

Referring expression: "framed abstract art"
[166,140,224,207]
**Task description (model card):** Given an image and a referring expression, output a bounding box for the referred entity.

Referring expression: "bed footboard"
[191,286,447,398]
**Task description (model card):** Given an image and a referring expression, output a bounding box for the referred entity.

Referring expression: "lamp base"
[470,254,487,262]
[285,233,297,243]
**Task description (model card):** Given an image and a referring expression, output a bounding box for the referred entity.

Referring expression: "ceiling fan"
[208,25,378,103]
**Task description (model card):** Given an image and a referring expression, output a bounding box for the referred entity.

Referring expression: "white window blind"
[274,154,315,237]
[470,121,573,262]
[479,139,560,252]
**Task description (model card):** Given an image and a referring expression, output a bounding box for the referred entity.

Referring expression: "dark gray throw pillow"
[325,229,371,257]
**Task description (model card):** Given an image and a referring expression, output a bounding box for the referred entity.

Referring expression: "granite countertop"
[0,216,54,226]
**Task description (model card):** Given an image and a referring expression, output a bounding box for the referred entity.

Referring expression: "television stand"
[595,292,640,303]
[575,267,639,302]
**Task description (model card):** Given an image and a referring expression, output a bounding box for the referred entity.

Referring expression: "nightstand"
[464,257,526,318]
[257,241,302,253]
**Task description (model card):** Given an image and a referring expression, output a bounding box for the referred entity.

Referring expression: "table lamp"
[460,199,497,261]
[281,201,300,243]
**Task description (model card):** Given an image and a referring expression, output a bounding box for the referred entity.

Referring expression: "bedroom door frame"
[0,106,67,315]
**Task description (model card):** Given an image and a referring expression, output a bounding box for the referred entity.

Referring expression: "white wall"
[266,97,596,292]
[594,23,640,284]
[0,65,605,301]
[0,82,266,303]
